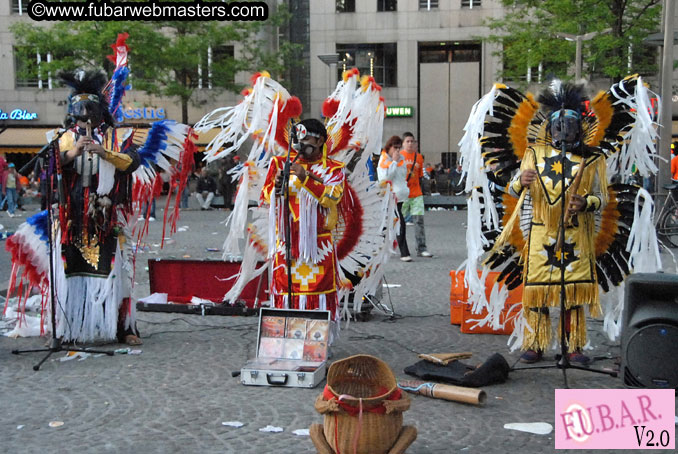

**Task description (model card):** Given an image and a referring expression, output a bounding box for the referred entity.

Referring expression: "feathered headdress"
[539,80,586,112]
[59,69,115,127]
[537,80,587,125]
[458,74,662,348]
[104,32,131,122]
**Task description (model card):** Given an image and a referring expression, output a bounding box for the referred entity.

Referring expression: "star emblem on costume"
[543,238,579,270]
[539,152,578,187]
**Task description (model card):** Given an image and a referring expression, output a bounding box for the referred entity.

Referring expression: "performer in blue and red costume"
[4,34,196,345]
[55,69,143,345]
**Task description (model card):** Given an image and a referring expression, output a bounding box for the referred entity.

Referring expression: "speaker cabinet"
[621,273,678,388]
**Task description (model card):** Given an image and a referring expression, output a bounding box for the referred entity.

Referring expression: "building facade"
[1,0,676,171]
[0,0,262,163]
[308,0,504,166]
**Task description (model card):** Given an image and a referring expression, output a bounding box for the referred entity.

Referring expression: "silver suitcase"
[241,358,327,388]
[241,308,330,388]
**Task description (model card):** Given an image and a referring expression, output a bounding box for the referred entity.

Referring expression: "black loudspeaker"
[621,273,678,388]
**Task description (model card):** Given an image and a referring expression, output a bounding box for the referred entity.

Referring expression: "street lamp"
[317,54,340,95]
[642,0,676,194]
[555,29,611,80]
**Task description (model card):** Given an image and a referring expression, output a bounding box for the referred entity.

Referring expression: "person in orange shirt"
[400,132,432,257]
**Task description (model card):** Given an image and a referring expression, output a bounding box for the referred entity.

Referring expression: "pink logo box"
[555,389,675,450]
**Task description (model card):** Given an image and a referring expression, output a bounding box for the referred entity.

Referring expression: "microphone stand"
[511,110,616,387]
[19,131,66,177]
[19,116,79,178]
[12,125,114,371]
[281,123,298,305]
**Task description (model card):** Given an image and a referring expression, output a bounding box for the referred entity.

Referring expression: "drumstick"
[555,159,586,252]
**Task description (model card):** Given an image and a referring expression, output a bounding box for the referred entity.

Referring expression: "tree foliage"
[11,4,298,123]
[485,0,662,86]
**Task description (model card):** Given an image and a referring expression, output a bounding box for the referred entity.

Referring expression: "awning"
[1,146,42,154]
[0,127,55,153]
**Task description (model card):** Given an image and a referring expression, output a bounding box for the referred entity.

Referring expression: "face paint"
[300,143,317,157]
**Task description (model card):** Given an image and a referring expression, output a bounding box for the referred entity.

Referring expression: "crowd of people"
[376,154,466,197]
[3,132,469,222]
[178,154,242,213]
[181,154,242,213]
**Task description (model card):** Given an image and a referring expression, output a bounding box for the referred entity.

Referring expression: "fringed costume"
[194,69,396,324]
[504,144,607,351]
[55,118,141,342]
[459,75,661,354]
[4,34,197,343]
[261,151,345,314]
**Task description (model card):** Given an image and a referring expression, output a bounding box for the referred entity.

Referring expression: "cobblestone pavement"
[0,203,675,453]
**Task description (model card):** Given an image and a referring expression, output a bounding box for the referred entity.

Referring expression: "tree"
[485,0,662,86]
[11,5,298,124]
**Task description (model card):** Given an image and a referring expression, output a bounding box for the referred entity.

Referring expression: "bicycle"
[654,182,678,248]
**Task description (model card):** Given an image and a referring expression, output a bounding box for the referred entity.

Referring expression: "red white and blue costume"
[4,34,197,342]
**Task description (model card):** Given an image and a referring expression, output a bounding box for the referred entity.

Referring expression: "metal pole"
[575,36,582,80]
[659,0,675,194]
[556,30,609,80]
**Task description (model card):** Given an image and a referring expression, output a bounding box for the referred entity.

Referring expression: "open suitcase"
[138,258,267,316]
[241,308,330,388]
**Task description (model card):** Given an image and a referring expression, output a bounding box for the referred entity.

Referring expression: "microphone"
[290,121,301,151]
[63,115,76,129]
[559,106,567,140]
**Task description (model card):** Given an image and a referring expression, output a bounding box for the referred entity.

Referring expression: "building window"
[419,0,438,10]
[419,42,481,63]
[377,0,397,12]
[461,0,481,7]
[14,47,55,89]
[11,0,28,15]
[336,0,355,13]
[198,45,235,89]
[336,43,397,87]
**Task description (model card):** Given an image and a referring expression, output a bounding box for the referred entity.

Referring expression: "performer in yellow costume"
[508,100,607,363]
[459,76,660,366]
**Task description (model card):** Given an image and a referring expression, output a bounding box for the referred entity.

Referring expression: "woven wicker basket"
[317,354,410,454]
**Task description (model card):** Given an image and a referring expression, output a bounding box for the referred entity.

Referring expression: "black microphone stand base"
[12,337,115,371]
[512,356,617,388]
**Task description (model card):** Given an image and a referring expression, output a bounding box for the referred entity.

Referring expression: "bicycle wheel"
[658,209,678,248]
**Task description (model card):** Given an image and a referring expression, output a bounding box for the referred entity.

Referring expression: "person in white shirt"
[377,135,412,262]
